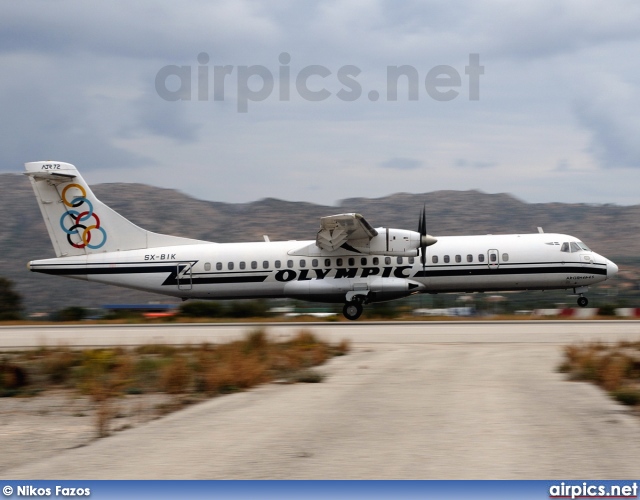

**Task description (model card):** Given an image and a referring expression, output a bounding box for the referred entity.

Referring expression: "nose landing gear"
[573,286,589,308]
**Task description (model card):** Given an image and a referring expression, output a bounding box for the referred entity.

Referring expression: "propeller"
[418,205,437,271]
[418,206,427,267]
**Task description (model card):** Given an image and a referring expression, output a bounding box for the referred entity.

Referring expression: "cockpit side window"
[561,242,570,252]
[570,242,581,253]
[577,242,591,251]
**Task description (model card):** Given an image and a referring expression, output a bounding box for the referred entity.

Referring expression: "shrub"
[598,304,616,316]
[179,301,224,318]
[291,369,325,383]
[53,306,88,322]
[0,277,22,320]
[611,387,640,406]
[227,300,268,318]
[0,363,28,389]
[160,356,190,394]
[42,350,79,384]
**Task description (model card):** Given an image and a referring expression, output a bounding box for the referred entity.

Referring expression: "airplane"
[24,161,619,320]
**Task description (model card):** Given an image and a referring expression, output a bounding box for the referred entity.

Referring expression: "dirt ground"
[0,389,175,474]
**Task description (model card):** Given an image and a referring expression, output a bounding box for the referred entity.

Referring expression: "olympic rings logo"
[59,183,107,250]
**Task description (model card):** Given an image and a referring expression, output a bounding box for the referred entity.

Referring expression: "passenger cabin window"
[228,262,234,270]
[287,260,294,268]
[325,258,331,267]
[455,255,461,263]
[502,253,509,262]
[397,257,403,264]
[251,261,257,269]
[216,262,222,270]
[239,262,246,270]
[478,254,485,263]
[337,258,343,266]
[275,260,281,269]
[467,254,473,263]
[373,257,379,265]
[444,255,450,263]
[312,259,318,267]
[432,256,439,264]
[204,262,211,271]
[385,257,391,265]
[348,258,355,266]
[300,259,306,268]
[361,258,367,266]
[490,253,497,262]
[262,261,269,269]
[408,257,415,264]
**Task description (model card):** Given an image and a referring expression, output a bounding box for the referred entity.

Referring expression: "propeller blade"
[419,205,427,267]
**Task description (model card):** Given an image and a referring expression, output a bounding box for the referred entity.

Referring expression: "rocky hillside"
[0,173,636,312]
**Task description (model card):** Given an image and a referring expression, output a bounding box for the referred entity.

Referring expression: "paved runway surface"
[2,320,640,348]
[2,321,640,479]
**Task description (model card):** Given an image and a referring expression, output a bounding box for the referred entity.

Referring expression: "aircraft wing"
[316,213,378,251]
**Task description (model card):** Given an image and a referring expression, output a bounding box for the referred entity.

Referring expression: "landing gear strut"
[343,300,363,320]
[577,296,589,308]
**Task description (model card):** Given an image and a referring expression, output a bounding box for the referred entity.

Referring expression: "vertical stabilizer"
[25,161,204,257]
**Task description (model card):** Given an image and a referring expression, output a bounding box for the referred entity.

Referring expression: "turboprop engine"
[363,228,437,256]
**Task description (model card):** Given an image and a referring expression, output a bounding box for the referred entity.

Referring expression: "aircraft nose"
[607,259,619,278]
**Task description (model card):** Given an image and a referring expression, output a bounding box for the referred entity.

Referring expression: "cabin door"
[177,262,193,290]
[487,249,500,270]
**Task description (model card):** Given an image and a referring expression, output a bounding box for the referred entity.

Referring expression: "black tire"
[577,296,589,308]
[343,301,363,320]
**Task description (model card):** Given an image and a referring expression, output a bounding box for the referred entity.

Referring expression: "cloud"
[2,1,640,205]
[572,76,640,169]
[454,159,495,169]
[126,94,201,143]
[0,72,151,171]
[379,157,423,170]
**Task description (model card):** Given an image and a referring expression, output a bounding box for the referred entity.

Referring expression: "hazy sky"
[3,1,640,206]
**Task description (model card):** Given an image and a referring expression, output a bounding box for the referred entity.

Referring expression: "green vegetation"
[559,341,640,410]
[0,330,350,436]
[52,306,88,322]
[178,300,269,319]
[0,277,22,320]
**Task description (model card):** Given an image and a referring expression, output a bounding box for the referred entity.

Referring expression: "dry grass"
[0,330,349,437]
[559,341,640,410]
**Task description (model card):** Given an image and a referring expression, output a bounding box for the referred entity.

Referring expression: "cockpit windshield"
[561,241,591,253]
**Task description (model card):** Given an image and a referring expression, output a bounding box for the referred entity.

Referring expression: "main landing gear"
[343,300,363,321]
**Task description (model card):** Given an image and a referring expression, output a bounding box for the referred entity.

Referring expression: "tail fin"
[25,161,204,257]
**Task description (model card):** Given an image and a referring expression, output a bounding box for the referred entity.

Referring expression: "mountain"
[0,173,637,312]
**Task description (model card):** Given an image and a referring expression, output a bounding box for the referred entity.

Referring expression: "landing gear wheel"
[577,296,589,308]
[343,301,363,321]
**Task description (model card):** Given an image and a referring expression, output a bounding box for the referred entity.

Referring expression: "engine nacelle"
[358,228,436,256]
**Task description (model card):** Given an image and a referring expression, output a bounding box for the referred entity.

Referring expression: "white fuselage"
[29,232,617,304]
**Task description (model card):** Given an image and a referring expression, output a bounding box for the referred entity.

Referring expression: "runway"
[2,321,640,479]
[1,320,640,349]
